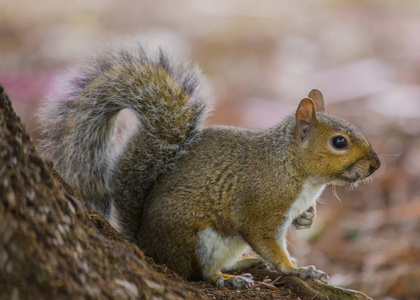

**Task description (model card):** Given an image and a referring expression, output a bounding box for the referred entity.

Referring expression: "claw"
[241,273,253,278]
[215,276,225,288]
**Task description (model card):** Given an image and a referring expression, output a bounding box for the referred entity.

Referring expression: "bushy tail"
[38,44,212,239]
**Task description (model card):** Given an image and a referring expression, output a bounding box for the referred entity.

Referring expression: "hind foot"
[211,273,254,289]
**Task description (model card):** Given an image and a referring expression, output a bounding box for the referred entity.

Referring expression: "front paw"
[281,265,328,281]
[292,206,316,230]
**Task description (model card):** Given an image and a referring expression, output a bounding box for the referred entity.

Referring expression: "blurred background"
[1,0,419,299]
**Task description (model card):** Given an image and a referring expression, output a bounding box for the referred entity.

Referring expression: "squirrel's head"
[294,89,380,186]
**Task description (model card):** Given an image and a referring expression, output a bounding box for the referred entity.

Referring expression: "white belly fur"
[277,180,326,248]
[289,180,325,221]
[197,227,250,279]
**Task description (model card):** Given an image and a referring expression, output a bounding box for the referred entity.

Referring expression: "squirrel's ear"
[308,89,325,112]
[295,98,317,143]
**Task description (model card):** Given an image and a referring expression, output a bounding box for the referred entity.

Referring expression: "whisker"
[363,176,373,184]
[377,153,401,162]
[353,181,360,189]
[332,185,342,203]
[317,197,326,204]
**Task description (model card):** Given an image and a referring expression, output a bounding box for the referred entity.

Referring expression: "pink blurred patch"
[0,71,61,103]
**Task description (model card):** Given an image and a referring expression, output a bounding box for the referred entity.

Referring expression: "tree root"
[247,267,372,300]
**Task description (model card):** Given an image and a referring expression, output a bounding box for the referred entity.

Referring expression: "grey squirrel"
[38,43,380,288]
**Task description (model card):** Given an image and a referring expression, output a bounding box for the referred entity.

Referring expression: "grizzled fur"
[39,43,380,287]
[38,44,213,239]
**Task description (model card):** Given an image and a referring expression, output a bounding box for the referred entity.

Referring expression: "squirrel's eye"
[331,135,348,150]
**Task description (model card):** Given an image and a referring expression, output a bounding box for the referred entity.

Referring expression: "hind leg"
[197,227,255,289]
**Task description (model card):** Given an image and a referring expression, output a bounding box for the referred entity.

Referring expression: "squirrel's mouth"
[332,154,380,186]
[328,173,370,187]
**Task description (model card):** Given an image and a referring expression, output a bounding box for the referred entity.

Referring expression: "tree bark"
[0,84,373,300]
[0,84,206,299]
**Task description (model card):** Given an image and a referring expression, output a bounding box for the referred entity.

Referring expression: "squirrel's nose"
[368,154,381,175]
[368,164,377,175]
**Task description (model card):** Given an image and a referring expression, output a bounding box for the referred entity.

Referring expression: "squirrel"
[38,43,381,288]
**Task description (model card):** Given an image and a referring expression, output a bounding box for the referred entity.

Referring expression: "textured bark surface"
[0,84,372,299]
[0,84,206,299]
